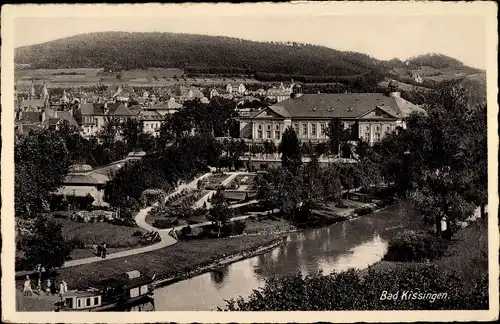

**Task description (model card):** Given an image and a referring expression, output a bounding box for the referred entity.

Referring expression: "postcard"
[1,2,498,323]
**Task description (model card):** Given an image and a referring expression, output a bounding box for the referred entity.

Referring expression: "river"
[136,201,423,311]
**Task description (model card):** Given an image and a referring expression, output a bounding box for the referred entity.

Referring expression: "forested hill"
[15,32,382,75]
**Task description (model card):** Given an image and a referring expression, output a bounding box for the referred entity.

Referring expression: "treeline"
[15,31,380,76]
[406,53,466,69]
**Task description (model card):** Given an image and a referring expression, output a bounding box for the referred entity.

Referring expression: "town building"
[226,83,246,95]
[139,110,163,137]
[266,82,293,103]
[239,81,425,145]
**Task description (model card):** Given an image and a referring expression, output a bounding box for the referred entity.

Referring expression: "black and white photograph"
[1,2,498,322]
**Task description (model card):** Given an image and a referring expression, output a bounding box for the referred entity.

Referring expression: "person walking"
[45,279,52,295]
[102,243,107,259]
[96,243,102,257]
[59,279,68,296]
[23,275,33,296]
[50,278,57,295]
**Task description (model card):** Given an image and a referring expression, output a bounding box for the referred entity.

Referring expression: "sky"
[12,6,488,69]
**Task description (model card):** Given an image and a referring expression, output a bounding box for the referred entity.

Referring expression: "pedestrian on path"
[23,275,33,296]
[59,279,68,296]
[50,278,57,295]
[102,243,107,259]
[45,279,52,295]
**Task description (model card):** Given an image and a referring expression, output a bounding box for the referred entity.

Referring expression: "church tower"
[29,80,36,100]
[41,82,49,99]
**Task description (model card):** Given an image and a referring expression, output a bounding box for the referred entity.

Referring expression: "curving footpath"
[62,171,254,268]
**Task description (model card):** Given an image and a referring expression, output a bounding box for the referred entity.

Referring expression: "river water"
[138,201,423,311]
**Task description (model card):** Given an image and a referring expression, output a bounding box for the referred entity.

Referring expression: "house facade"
[239,82,425,145]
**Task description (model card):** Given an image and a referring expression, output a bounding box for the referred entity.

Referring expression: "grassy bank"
[54,234,281,289]
[366,217,488,286]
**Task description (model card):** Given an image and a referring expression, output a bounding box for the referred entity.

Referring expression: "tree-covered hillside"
[15,32,381,76]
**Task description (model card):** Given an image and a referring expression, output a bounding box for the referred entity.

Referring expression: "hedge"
[384,230,449,262]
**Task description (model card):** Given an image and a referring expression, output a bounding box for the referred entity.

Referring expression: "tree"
[255,167,302,220]
[98,118,121,147]
[373,79,487,237]
[279,126,302,175]
[207,188,233,237]
[320,164,343,203]
[262,140,277,158]
[15,129,70,217]
[120,118,143,152]
[17,215,72,273]
[326,118,345,157]
[302,153,322,204]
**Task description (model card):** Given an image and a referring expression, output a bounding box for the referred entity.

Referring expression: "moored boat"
[55,270,155,312]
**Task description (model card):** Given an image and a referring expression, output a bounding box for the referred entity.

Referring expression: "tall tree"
[120,118,143,152]
[326,118,345,157]
[207,188,233,237]
[16,216,72,273]
[15,129,70,217]
[279,126,302,175]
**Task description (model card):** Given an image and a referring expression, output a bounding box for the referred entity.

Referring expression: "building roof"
[63,172,109,185]
[140,110,163,120]
[152,100,183,110]
[19,111,43,123]
[107,103,139,117]
[69,164,93,173]
[55,110,79,127]
[19,99,45,110]
[255,93,422,120]
[81,103,105,116]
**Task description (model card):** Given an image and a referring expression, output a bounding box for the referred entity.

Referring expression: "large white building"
[239,81,425,145]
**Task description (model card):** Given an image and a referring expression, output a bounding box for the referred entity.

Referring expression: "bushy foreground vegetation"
[223,265,488,311]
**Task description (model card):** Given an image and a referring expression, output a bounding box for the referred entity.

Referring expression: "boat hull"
[59,294,154,312]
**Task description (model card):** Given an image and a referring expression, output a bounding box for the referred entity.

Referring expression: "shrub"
[232,220,246,235]
[53,212,69,219]
[153,218,179,229]
[180,225,192,237]
[384,230,449,262]
[354,206,372,216]
[132,230,143,237]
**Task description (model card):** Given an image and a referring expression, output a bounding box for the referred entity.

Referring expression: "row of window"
[75,296,100,308]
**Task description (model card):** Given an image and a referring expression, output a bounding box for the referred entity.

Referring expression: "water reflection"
[209,266,230,288]
[146,201,421,311]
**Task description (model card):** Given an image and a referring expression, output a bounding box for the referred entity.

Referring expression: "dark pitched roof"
[81,103,105,116]
[266,93,420,119]
[56,111,79,127]
[19,111,43,123]
[19,99,45,110]
[109,103,139,117]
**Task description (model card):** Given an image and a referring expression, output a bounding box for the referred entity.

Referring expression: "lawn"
[311,200,374,218]
[231,174,257,190]
[52,217,147,250]
[56,235,280,289]
[244,218,297,235]
[205,173,231,187]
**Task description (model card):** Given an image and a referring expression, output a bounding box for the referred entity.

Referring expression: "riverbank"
[16,234,284,311]
[367,216,488,274]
